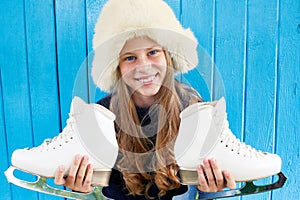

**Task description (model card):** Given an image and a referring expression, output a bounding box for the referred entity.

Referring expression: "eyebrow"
[120,46,163,56]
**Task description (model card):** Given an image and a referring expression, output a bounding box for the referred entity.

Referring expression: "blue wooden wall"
[0,0,299,199]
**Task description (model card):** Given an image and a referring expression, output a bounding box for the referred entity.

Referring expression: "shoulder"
[96,94,112,109]
[175,81,203,109]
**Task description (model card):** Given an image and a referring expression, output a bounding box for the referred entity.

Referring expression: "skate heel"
[179,169,198,185]
[91,169,112,186]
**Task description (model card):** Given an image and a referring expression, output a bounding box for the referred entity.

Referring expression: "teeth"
[138,75,156,83]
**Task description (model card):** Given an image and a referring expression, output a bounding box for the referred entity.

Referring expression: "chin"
[137,86,161,97]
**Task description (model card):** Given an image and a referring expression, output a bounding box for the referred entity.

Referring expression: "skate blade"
[92,170,111,186]
[195,172,287,200]
[4,166,106,200]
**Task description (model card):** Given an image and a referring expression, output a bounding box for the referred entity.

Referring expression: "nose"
[137,54,150,66]
[136,55,152,73]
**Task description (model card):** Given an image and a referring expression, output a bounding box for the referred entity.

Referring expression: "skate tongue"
[70,96,87,114]
[198,98,226,157]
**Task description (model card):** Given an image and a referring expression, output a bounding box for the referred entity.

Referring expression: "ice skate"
[174,97,286,198]
[4,96,118,200]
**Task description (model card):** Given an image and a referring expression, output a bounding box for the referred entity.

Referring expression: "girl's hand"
[54,154,94,193]
[197,158,236,192]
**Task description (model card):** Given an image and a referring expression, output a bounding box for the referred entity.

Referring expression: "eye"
[124,56,136,61]
[148,50,158,56]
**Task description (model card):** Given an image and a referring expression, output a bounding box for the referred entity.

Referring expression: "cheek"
[157,60,167,75]
[119,63,134,78]
[119,63,129,76]
[155,56,167,74]
[154,55,167,66]
[119,64,134,84]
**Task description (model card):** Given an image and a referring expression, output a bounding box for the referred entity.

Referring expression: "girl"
[54,0,236,199]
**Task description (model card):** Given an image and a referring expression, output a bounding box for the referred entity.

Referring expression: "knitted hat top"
[92,0,198,92]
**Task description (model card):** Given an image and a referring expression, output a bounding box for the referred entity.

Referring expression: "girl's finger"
[210,159,224,189]
[197,164,209,192]
[67,154,83,185]
[54,165,66,185]
[223,170,236,189]
[202,159,217,191]
[74,155,90,187]
[82,164,94,192]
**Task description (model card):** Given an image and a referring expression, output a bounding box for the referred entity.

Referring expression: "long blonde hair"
[110,51,200,198]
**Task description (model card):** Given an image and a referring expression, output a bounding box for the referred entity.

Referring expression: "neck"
[132,92,155,108]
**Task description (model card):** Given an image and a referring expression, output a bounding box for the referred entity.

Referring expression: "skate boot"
[174,97,286,198]
[5,96,118,199]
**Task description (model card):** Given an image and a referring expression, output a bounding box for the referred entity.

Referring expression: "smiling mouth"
[136,73,158,84]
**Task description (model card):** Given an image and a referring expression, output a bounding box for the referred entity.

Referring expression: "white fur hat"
[92,0,198,92]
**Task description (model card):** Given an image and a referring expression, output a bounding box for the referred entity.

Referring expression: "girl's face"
[119,37,167,98]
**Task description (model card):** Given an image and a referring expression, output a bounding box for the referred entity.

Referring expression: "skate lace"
[32,113,76,152]
[220,118,265,158]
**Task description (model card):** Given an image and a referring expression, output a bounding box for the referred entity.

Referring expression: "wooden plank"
[213,1,248,199]
[25,0,60,159]
[0,69,12,200]
[0,0,38,199]
[243,0,279,199]
[24,1,62,199]
[181,0,215,101]
[214,0,247,142]
[86,0,107,102]
[55,0,88,123]
[0,4,11,200]
[244,0,279,156]
[272,0,300,199]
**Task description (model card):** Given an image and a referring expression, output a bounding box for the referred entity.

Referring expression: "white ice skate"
[4,96,118,200]
[174,97,286,199]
